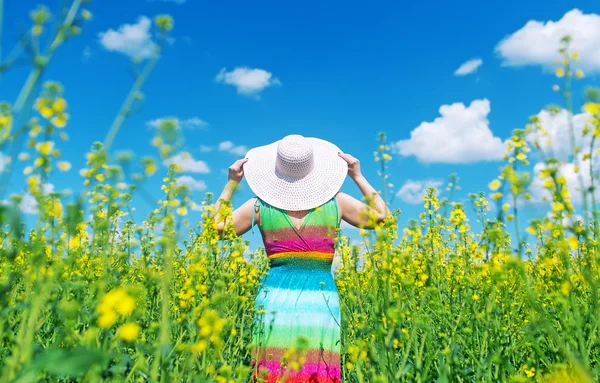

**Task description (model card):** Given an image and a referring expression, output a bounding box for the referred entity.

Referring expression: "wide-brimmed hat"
[243,134,348,211]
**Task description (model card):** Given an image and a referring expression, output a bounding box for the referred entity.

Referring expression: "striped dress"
[252,197,341,383]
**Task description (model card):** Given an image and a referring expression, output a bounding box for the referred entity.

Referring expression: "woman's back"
[252,197,342,382]
[257,197,339,267]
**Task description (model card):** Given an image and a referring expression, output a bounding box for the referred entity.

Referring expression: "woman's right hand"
[228,158,248,183]
[338,153,362,180]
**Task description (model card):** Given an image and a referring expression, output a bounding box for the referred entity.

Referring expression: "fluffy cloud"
[99,17,156,59]
[526,108,599,207]
[163,153,210,173]
[216,67,281,96]
[0,153,11,172]
[454,58,483,76]
[219,141,248,156]
[147,117,208,130]
[199,145,213,153]
[496,9,600,73]
[19,183,55,215]
[526,109,591,160]
[176,175,207,191]
[528,157,599,206]
[394,99,505,164]
[396,180,444,204]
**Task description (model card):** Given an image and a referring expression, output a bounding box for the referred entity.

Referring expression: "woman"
[213,134,390,383]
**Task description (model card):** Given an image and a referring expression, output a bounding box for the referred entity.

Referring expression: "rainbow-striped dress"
[252,197,341,383]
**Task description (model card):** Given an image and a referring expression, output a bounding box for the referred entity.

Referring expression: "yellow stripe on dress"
[268,251,334,261]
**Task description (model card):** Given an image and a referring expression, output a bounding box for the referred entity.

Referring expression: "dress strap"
[251,197,261,233]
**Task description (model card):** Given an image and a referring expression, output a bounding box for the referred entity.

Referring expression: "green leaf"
[19,347,105,379]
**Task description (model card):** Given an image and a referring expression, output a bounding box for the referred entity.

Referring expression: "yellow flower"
[488,179,501,191]
[117,323,140,342]
[524,365,535,378]
[115,294,136,316]
[18,153,30,161]
[97,311,117,328]
[51,98,67,113]
[144,162,157,175]
[555,68,565,77]
[516,152,526,161]
[472,294,480,301]
[26,175,40,194]
[176,207,188,216]
[32,25,43,36]
[57,161,71,172]
[81,10,93,20]
[568,236,579,251]
[35,141,54,156]
[584,102,600,115]
[575,69,584,78]
[552,202,565,212]
[502,203,510,211]
[50,113,68,128]
[190,340,208,353]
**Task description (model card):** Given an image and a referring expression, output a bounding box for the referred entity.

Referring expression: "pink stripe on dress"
[254,360,341,381]
[264,237,335,254]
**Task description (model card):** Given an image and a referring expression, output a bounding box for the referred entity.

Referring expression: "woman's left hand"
[228,159,248,183]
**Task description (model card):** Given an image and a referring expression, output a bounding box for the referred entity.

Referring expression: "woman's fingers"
[338,152,358,166]
[231,158,248,171]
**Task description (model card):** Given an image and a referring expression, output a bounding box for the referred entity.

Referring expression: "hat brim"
[243,138,348,211]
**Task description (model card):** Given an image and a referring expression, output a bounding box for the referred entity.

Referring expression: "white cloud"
[19,183,55,215]
[496,9,600,73]
[529,157,599,207]
[396,180,444,204]
[176,175,207,191]
[99,16,156,59]
[526,109,591,160]
[163,153,210,174]
[216,67,281,96]
[147,117,208,130]
[526,108,599,208]
[199,145,213,153]
[219,141,248,156]
[394,99,505,164]
[0,153,11,172]
[454,58,483,76]
[218,141,233,151]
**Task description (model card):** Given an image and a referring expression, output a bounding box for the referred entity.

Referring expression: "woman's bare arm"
[336,153,391,229]
[213,159,256,236]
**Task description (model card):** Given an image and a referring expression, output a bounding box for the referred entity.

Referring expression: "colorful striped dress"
[252,197,341,383]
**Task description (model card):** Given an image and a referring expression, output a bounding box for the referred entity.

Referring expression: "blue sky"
[1,0,599,249]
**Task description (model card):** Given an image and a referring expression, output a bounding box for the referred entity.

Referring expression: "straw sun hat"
[243,134,348,211]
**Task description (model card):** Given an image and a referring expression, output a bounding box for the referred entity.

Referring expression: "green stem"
[151,239,173,382]
[0,0,82,198]
[103,47,161,152]
[563,59,589,227]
